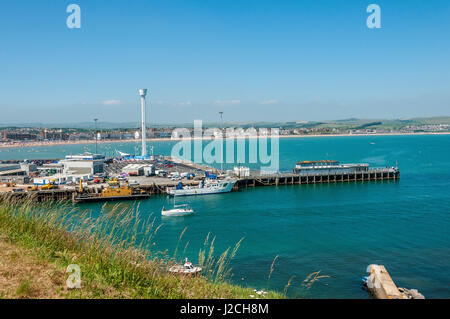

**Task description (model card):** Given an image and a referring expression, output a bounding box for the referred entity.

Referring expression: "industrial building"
[19,162,37,175]
[122,164,144,176]
[143,165,155,176]
[33,173,92,186]
[60,153,105,175]
[37,162,64,175]
[0,163,24,176]
[0,163,35,184]
[122,164,155,176]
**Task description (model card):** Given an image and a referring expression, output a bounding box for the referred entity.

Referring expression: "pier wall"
[1,169,399,203]
[235,168,399,190]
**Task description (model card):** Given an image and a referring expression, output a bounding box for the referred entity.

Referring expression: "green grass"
[15,279,33,297]
[0,197,284,299]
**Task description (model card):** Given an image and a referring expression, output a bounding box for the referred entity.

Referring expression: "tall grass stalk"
[267,255,279,289]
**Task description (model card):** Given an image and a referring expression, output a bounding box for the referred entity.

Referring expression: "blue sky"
[0,0,449,124]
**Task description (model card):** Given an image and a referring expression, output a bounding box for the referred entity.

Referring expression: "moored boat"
[166,177,236,196]
[161,204,194,216]
[168,258,202,275]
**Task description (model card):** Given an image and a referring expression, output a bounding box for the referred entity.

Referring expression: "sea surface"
[1,135,449,298]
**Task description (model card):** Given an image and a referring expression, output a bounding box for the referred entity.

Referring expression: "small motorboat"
[161,204,194,216]
[362,276,369,290]
[168,258,202,275]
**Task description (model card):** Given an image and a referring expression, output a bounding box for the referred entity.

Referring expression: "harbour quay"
[0,156,399,203]
[234,160,400,189]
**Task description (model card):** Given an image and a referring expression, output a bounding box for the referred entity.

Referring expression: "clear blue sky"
[0,0,449,124]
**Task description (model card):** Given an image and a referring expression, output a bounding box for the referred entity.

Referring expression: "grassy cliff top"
[0,199,283,299]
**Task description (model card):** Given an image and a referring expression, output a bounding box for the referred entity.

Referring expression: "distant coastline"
[1,131,450,150]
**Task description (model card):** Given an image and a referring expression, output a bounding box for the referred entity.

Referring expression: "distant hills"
[1,116,449,130]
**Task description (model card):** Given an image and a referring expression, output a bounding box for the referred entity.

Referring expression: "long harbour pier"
[234,167,399,190]
[1,167,399,203]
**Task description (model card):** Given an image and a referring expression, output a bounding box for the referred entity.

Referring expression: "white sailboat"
[161,196,194,216]
[161,204,194,216]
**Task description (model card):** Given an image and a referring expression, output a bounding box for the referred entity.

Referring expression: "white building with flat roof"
[122,164,144,176]
[37,163,64,175]
[0,163,28,177]
[60,153,105,175]
[33,173,92,185]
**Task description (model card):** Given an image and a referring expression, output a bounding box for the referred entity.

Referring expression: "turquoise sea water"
[1,135,449,298]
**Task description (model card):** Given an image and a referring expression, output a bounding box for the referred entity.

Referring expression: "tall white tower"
[139,88,148,157]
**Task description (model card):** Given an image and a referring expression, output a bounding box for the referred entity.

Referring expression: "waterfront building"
[60,153,105,175]
[0,163,28,176]
[33,173,92,185]
[19,162,37,175]
[0,175,29,184]
[294,160,370,175]
[122,164,144,176]
[143,164,155,176]
[37,163,64,175]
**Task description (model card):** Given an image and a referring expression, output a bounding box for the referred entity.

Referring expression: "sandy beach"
[1,131,449,150]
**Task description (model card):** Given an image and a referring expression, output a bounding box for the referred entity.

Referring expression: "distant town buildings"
[1,122,450,146]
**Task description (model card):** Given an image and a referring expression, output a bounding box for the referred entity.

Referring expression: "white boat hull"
[161,208,194,216]
[168,265,202,274]
[167,179,236,196]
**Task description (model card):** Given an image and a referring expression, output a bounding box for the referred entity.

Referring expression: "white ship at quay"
[167,178,237,196]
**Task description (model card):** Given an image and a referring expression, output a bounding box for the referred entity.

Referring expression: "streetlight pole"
[219,111,224,173]
[94,118,98,154]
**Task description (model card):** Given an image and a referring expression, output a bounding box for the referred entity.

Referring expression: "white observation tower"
[139,88,148,157]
